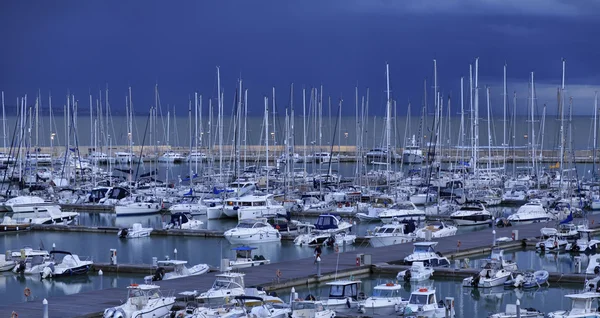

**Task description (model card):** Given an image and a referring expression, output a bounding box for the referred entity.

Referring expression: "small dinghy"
[397,262,434,282]
[488,302,544,318]
[504,270,549,289]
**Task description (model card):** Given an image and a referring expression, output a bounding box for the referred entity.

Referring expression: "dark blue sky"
[1,0,600,116]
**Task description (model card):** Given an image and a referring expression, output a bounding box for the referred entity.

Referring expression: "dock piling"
[42,299,48,318]
[516,299,521,318]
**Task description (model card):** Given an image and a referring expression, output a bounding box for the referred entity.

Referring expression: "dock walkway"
[3,214,600,317]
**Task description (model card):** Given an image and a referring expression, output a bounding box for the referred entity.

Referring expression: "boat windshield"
[212,280,231,289]
[375,227,396,234]
[409,294,431,305]
[413,245,432,253]
[393,203,414,210]
[237,222,256,228]
[372,289,398,298]
[292,302,320,310]
[329,284,357,298]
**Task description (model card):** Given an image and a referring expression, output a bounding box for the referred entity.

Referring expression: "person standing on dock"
[314,244,322,264]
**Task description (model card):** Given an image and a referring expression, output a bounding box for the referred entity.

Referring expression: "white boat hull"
[369,235,415,248]
[115,203,161,216]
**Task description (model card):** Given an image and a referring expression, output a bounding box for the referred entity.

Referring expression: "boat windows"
[253,201,266,207]
[409,294,428,305]
[212,280,231,289]
[241,202,252,207]
[372,289,398,298]
[292,302,316,310]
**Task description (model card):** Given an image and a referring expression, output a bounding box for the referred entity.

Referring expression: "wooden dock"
[4,215,600,317]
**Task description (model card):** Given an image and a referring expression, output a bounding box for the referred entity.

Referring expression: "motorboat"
[187,152,208,162]
[118,223,153,239]
[488,303,544,318]
[88,151,115,164]
[294,214,355,247]
[535,234,568,252]
[397,262,434,282]
[359,282,406,316]
[540,221,582,240]
[164,212,204,230]
[312,152,339,164]
[323,280,363,313]
[378,201,425,223]
[221,194,285,220]
[566,229,600,253]
[404,242,450,267]
[402,135,424,164]
[225,219,281,244]
[586,254,600,275]
[462,256,514,288]
[26,153,53,165]
[103,284,175,318]
[144,260,209,281]
[502,186,529,205]
[0,254,16,272]
[413,222,458,240]
[168,197,208,216]
[366,220,418,248]
[115,198,162,216]
[504,270,549,289]
[158,151,185,163]
[231,295,291,318]
[401,287,455,318]
[229,246,270,269]
[114,151,136,164]
[40,250,93,279]
[507,200,554,224]
[546,292,600,317]
[449,201,493,226]
[12,248,52,275]
[291,299,336,318]
[197,272,263,305]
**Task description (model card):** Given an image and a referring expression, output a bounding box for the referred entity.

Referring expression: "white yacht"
[115,197,162,216]
[366,220,418,248]
[414,222,458,240]
[118,223,153,238]
[158,151,185,163]
[359,282,406,316]
[502,186,529,204]
[489,303,544,318]
[507,200,554,224]
[404,242,450,267]
[3,196,78,225]
[114,151,136,164]
[187,152,208,162]
[378,201,425,223]
[536,234,568,252]
[103,284,175,318]
[144,260,209,281]
[224,218,281,244]
[402,287,455,318]
[0,152,15,164]
[449,201,493,226]
[164,212,203,230]
[168,197,208,216]
[462,259,514,288]
[546,292,600,318]
[220,195,285,220]
[291,300,336,318]
[88,151,115,164]
[402,135,424,164]
[313,152,339,164]
[26,153,53,165]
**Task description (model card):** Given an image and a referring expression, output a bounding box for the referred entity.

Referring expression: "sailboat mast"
[559,59,566,189]
[265,96,269,189]
[594,91,598,179]
[89,94,93,149]
[1,91,5,150]
[386,63,391,170]
[189,97,193,183]
[474,58,480,175]
[486,87,492,170]
[503,64,507,172]
[302,88,307,173]
[460,77,465,161]
[530,72,537,183]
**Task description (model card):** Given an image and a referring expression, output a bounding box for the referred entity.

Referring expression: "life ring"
[11,312,17,318]
[24,287,31,297]
[276,269,282,278]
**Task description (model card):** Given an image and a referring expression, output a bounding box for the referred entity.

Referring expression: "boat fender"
[23,287,31,298]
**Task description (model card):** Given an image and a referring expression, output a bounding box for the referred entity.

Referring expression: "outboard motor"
[471,274,481,288]
[152,267,166,281]
[403,269,412,282]
[16,261,26,274]
[118,228,128,238]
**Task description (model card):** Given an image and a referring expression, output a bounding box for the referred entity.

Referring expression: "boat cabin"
[168,212,194,227]
[408,288,437,307]
[231,246,265,262]
[291,301,327,317]
[372,283,402,298]
[562,292,600,316]
[314,214,344,231]
[156,260,188,275]
[225,195,275,208]
[326,280,361,301]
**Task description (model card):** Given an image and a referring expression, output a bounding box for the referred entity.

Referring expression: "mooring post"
[43,298,48,318]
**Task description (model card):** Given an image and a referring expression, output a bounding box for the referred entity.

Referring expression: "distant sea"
[1,115,595,152]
